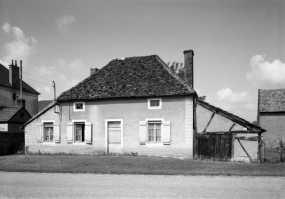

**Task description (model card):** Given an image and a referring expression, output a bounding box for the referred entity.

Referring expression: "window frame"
[148,98,162,109]
[145,118,164,145]
[71,120,87,145]
[41,120,55,144]
[73,102,85,112]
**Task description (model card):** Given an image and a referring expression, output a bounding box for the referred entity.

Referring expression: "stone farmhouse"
[22,50,265,162]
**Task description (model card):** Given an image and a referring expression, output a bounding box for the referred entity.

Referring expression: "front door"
[107,121,122,154]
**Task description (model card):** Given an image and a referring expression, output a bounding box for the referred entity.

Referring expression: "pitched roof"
[21,101,56,129]
[38,100,53,112]
[259,89,285,112]
[0,63,39,95]
[0,106,22,122]
[196,99,265,133]
[57,55,196,101]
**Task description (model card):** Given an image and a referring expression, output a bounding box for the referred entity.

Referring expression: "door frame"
[105,119,123,154]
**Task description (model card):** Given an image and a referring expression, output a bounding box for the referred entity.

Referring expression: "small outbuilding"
[0,106,31,132]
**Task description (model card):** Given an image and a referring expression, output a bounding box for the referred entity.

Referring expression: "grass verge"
[0,154,285,176]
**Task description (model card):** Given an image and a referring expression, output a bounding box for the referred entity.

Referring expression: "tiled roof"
[259,89,285,112]
[38,100,53,112]
[0,63,39,95]
[58,55,196,101]
[0,106,22,122]
[196,99,265,133]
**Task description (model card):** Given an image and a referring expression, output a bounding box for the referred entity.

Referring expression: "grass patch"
[0,154,284,176]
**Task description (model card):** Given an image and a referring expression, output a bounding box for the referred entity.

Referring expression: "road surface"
[0,172,284,198]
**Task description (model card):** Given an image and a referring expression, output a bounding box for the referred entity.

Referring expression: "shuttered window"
[43,123,53,142]
[139,120,171,145]
[67,121,92,144]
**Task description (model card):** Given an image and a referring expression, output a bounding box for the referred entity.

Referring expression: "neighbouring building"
[21,50,265,162]
[0,61,40,116]
[0,106,31,132]
[38,100,53,112]
[258,89,285,148]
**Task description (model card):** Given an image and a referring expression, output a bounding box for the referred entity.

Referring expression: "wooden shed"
[194,99,266,162]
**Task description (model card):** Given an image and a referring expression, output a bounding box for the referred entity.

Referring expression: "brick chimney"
[90,68,99,76]
[183,50,194,88]
[9,60,20,87]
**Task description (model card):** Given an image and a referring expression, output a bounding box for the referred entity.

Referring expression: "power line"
[23,71,53,82]
[39,95,53,100]
[23,77,53,86]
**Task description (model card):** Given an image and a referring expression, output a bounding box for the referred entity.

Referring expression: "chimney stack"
[9,60,20,87]
[90,68,99,76]
[183,50,194,88]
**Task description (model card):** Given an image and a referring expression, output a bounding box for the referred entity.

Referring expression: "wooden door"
[107,121,121,154]
[196,133,233,161]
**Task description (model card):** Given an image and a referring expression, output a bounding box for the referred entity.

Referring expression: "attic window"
[73,102,85,112]
[148,98,162,109]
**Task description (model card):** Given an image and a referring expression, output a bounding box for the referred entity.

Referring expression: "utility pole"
[20,60,23,107]
[53,81,57,112]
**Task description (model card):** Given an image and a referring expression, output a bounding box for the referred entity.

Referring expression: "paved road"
[0,172,284,199]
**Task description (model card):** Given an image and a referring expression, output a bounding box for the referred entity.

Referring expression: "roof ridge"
[154,55,196,93]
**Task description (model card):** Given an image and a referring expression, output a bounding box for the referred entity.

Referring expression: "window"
[148,121,161,143]
[43,123,53,142]
[74,123,85,142]
[73,102,85,112]
[148,98,162,109]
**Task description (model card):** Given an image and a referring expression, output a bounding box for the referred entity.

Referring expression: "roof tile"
[58,55,196,101]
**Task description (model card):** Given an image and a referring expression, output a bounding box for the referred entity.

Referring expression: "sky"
[0,0,284,122]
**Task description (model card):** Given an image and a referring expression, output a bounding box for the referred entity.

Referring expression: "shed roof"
[57,55,196,101]
[196,99,265,133]
[0,106,22,122]
[0,63,39,95]
[259,89,285,112]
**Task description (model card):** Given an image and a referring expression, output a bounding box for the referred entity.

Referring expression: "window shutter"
[67,122,73,142]
[54,123,60,143]
[85,122,92,144]
[139,121,147,145]
[36,123,43,143]
[163,121,171,145]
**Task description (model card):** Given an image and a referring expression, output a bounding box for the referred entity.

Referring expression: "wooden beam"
[258,133,261,163]
[234,133,252,163]
[229,123,235,131]
[201,130,262,135]
[202,111,215,133]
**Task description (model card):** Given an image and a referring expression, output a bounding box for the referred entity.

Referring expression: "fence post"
[262,141,265,163]
[280,141,283,162]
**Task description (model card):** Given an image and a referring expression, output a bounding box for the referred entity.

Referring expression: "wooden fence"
[279,141,285,162]
[0,131,24,155]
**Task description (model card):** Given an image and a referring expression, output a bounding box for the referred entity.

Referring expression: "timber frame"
[194,98,266,162]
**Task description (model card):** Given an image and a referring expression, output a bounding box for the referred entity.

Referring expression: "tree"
[168,62,207,102]
[167,61,185,80]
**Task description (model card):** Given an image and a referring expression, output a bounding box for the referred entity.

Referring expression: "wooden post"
[258,133,261,163]
[280,141,283,162]
[262,141,265,163]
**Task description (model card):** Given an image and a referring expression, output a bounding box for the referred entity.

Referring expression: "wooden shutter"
[85,122,92,144]
[67,122,73,142]
[163,121,171,145]
[53,123,60,143]
[36,123,43,143]
[139,121,147,145]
